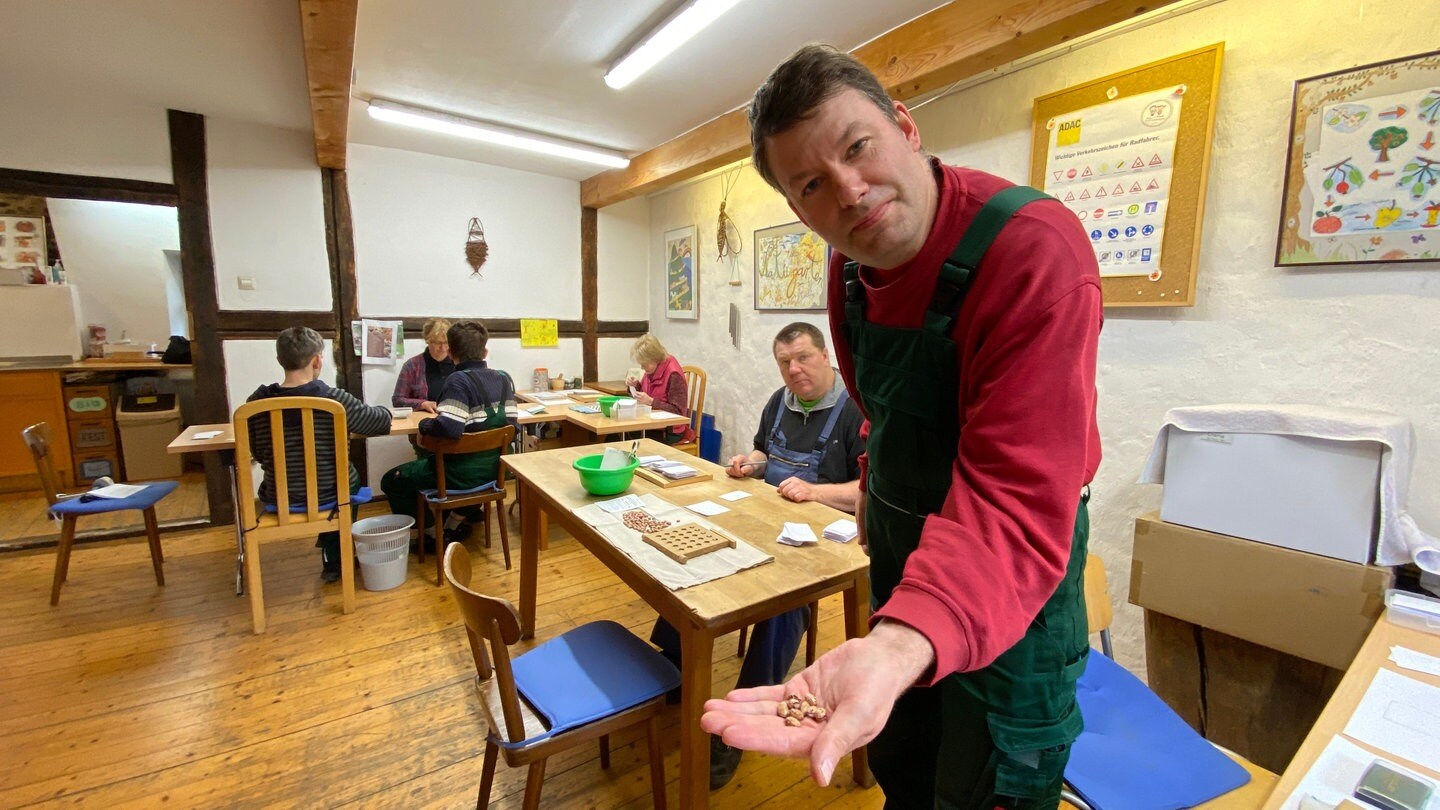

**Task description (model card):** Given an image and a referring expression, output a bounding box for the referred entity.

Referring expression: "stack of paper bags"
[777,522,818,546]
[644,458,698,479]
[823,519,858,543]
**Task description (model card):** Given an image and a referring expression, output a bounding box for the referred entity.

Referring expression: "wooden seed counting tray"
[635,466,713,488]
[642,523,735,563]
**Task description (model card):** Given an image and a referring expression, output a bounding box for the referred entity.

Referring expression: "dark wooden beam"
[298,0,358,169]
[580,0,1183,207]
[321,167,366,481]
[215,310,335,336]
[581,207,599,381]
[377,317,646,339]
[168,109,232,522]
[0,167,178,206]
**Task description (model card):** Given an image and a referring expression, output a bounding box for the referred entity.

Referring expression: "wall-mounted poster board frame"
[1030,43,1224,308]
[1275,49,1440,268]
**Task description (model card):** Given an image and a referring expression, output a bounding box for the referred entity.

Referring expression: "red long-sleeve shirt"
[827,163,1102,685]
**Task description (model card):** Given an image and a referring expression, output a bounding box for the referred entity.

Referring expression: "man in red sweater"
[702,45,1102,808]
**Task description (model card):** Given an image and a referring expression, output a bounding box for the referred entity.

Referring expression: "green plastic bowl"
[573,453,639,496]
[598,395,624,417]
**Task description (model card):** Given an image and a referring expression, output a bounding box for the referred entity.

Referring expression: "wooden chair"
[1083,552,1115,658]
[735,599,821,668]
[233,397,367,634]
[674,365,706,456]
[444,544,673,810]
[23,422,177,605]
[416,425,515,586]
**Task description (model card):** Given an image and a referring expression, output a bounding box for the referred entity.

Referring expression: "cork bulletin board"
[1030,43,1224,307]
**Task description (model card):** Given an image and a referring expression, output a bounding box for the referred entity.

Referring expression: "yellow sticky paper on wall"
[520,319,558,348]
[1057,117,1082,146]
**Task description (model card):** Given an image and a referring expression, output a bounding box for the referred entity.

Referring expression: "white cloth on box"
[1138,404,1440,572]
[572,494,772,590]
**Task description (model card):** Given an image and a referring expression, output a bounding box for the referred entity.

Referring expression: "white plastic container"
[352,514,413,591]
[1387,589,1440,636]
[615,397,637,419]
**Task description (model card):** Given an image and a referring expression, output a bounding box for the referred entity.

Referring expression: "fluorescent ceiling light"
[605,0,745,90]
[367,100,630,169]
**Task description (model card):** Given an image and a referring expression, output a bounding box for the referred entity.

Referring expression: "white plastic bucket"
[352,514,414,591]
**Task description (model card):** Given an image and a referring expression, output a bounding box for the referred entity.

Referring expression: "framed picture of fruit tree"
[1277,49,1440,267]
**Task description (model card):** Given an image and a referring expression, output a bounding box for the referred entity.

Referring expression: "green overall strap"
[923,185,1051,336]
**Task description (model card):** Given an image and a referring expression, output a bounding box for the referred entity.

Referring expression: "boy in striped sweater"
[381,320,518,549]
[247,326,392,581]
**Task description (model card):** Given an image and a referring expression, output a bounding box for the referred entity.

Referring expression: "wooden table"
[502,439,873,810]
[166,408,573,454]
[589,379,630,396]
[1263,610,1440,807]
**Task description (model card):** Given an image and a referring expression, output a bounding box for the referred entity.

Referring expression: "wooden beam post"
[581,207,598,382]
[580,0,1183,208]
[321,167,367,482]
[299,0,359,170]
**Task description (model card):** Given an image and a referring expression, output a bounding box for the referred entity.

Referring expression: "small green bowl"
[573,453,639,496]
[598,395,624,417]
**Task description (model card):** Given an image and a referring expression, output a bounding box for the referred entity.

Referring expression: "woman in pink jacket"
[627,334,695,445]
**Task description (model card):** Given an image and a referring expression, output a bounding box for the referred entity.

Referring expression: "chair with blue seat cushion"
[444,543,675,810]
[417,425,515,585]
[233,396,367,634]
[1062,553,1254,810]
[24,422,179,606]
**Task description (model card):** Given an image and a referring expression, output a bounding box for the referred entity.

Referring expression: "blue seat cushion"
[50,480,180,516]
[506,620,681,747]
[1066,651,1250,810]
[262,486,373,513]
[422,480,501,502]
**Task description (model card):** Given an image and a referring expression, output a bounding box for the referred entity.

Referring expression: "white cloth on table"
[1139,403,1440,572]
[572,493,772,590]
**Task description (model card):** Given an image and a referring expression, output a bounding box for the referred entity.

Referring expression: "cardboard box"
[1130,513,1391,671]
[1159,429,1381,564]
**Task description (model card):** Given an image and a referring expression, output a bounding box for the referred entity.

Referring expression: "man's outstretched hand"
[700,622,934,786]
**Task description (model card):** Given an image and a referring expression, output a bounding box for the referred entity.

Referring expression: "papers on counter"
[685,500,729,516]
[648,460,697,479]
[823,519,858,543]
[1390,646,1440,677]
[192,430,223,440]
[1342,668,1440,773]
[778,522,818,546]
[597,494,645,513]
[636,455,666,466]
[650,411,680,420]
[719,490,752,502]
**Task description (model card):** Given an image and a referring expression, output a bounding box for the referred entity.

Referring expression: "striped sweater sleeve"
[329,386,392,436]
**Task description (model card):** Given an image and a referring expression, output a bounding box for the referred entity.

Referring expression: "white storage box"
[1160,430,1381,564]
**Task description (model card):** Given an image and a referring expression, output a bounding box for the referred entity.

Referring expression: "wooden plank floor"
[0,471,210,546]
[0,501,885,809]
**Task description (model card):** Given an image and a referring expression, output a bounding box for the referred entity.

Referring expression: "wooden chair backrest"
[21,422,62,506]
[444,543,528,745]
[231,396,350,529]
[1084,552,1114,636]
[682,365,706,434]
[417,425,514,499]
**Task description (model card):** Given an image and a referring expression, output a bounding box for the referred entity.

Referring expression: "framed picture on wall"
[664,225,698,320]
[753,221,827,311]
[1276,49,1440,267]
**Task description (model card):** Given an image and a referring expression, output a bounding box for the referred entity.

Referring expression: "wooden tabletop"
[1262,610,1440,807]
[502,439,868,630]
[560,408,689,436]
[589,379,630,396]
[167,411,433,454]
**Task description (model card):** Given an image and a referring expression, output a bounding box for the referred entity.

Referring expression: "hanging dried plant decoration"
[465,217,489,278]
[716,168,743,267]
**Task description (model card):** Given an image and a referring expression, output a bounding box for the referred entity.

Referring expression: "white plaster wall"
[598,196,651,321]
[647,0,1440,674]
[348,143,582,319]
[207,117,333,311]
[597,337,638,381]
[0,83,172,183]
[47,199,181,349]
[649,166,834,462]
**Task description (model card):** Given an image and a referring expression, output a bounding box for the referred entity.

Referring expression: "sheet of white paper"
[686,500,729,516]
[823,519,858,542]
[193,430,222,440]
[651,411,680,420]
[597,494,645,513]
[1343,668,1440,773]
[87,483,148,499]
[720,491,752,502]
[600,447,631,470]
[779,522,818,546]
[1391,646,1440,678]
[637,455,666,466]
[1277,735,1435,810]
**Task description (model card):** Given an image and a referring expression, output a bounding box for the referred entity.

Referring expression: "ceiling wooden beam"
[581,0,1182,208]
[298,0,359,169]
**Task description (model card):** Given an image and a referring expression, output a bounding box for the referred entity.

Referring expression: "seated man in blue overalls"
[651,321,866,790]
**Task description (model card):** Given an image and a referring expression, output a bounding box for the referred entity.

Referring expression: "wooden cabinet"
[0,371,73,492]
